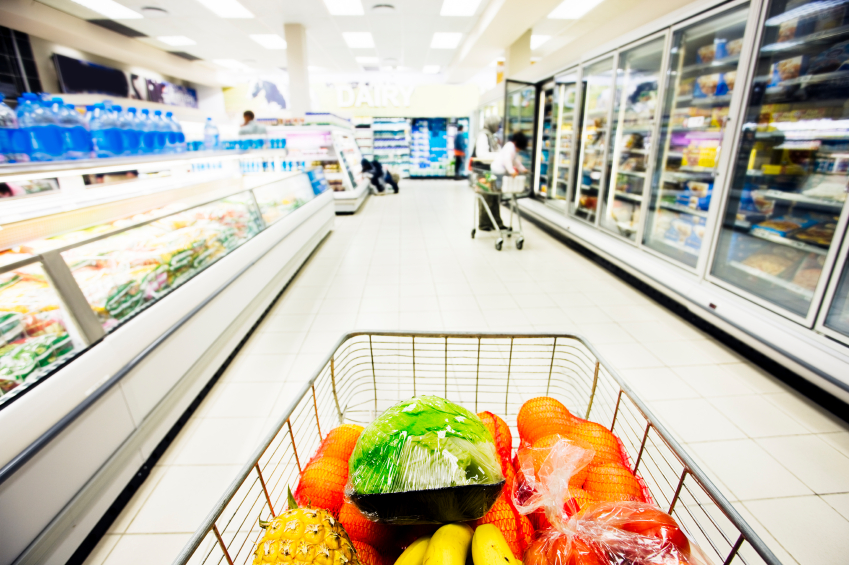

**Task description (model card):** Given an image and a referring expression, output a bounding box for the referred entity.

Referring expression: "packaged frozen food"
[726,38,744,57]
[752,216,818,237]
[778,19,797,43]
[347,395,504,524]
[741,252,796,276]
[697,44,716,65]
[767,56,808,86]
[694,72,734,98]
[793,267,822,290]
[809,40,849,74]
[794,222,837,246]
[677,77,695,98]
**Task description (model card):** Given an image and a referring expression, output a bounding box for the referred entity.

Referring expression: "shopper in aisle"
[454,124,467,179]
[239,110,266,135]
[473,116,504,231]
[491,131,528,181]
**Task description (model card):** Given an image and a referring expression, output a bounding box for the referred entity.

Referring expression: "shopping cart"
[471,172,525,251]
[173,332,781,565]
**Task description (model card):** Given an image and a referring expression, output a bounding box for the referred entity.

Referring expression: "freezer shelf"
[600,36,665,242]
[643,3,750,268]
[710,0,849,321]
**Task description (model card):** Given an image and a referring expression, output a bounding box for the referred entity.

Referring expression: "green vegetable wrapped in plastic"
[347,395,505,524]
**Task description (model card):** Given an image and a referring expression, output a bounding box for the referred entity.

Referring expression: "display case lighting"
[70,0,142,19]
[194,0,254,18]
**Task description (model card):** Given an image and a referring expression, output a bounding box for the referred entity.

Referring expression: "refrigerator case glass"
[600,37,666,241]
[825,252,849,338]
[0,262,81,405]
[254,174,321,226]
[538,86,557,198]
[549,78,579,212]
[644,5,751,267]
[573,57,616,222]
[61,193,264,333]
[711,0,849,318]
[505,81,538,191]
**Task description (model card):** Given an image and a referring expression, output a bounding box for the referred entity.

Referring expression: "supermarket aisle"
[85,181,849,565]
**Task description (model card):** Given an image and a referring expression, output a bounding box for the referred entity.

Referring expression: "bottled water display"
[0,94,19,163]
[203,117,219,151]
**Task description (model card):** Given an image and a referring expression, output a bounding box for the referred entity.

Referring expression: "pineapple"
[253,490,361,565]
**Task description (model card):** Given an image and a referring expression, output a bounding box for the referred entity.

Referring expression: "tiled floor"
[84,181,849,565]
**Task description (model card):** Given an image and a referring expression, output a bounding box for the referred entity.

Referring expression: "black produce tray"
[349,480,505,524]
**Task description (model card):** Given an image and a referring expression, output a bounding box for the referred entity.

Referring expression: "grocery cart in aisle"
[174,332,781,565]
[470,172,525,251]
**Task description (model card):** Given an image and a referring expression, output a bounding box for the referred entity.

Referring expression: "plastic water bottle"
[150,110,168,153]
[203,117,219,151]
[58,103,92,159]
[139,109,158,154]
[164,111,185,153]
[119,107,139,155]
[19,94,65,161]
[88,103,119,158]
[0,93,20,163]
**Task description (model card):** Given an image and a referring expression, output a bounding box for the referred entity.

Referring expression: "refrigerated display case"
[373,118,410,178]
[573,57,616,222]
[544,70,580,212]
[819,233,849,345]
[504,80,538,192]
[711,0,849,321]
[644,4,751,268]
[599,36,667,241]
[536,82,557,198]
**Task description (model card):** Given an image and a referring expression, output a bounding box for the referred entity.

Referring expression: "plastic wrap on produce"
[515,438,710,565]
[347,395,505,524]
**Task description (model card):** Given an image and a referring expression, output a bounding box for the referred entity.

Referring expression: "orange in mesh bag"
[513,438,710,565]
[518,397,577,444]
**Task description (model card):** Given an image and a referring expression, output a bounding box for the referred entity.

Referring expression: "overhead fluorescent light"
[250,34,287,49]
[157,36,196,46]
[70,0,142,19]
[195,0,254,18]
[423,65,440,74]
[356,56,380,65]
[431,32,462,49]
[531,35,551,50]
[548,0,605,19]
[440,0,481,16]
[324,0,364,15]
[343,32,375,48]
[213,58,251,70]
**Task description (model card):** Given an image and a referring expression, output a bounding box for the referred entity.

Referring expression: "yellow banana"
[471,524,522,565]
[423,523,474,565]
[395,535,432,565]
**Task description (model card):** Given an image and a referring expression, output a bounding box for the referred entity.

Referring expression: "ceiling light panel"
[548,0,605,19]
[250,34,287,49]
[430,32,462,49]
[531,35,551,50]
[440,0,481,16]
[423,65,440,73]
[343,32,375,48]
[356,56,380,64]
[158,36,196,46]
[324,0,365,15]
[70,0,142,19]
[195,0,254,18]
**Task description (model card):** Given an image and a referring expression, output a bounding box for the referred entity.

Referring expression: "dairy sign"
[335,84,416,108]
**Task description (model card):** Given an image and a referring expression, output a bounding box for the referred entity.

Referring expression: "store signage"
[335,84,416,108]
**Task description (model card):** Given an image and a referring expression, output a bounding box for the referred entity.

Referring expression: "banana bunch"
[395,523,520,565]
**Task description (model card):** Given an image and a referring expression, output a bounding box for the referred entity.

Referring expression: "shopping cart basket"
[173,332,781,565]
[471,173,525,251]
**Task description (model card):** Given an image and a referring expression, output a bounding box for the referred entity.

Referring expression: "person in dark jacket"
[454,124,467,179]
[371,158,385,192]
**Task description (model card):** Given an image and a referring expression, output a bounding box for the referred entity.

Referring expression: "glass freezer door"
[644,5,750,268]
[538,84,557,199]
[548,72,579,213]
[572,57,616,223]
[823,247,849,341]
[504,80,538,192]
[711,0,849,320]
[600,36,666,241]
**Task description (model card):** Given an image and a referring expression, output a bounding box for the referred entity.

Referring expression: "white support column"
[505,29,532,78]
[284,23,311,116]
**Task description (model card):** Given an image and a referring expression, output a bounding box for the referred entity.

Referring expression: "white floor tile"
[618,367,700,401]
[240,331,304,355]
[822,493,849,522]
[221,354,296,383]
[688,439,812,501]
[198,382,283,419]
[757,435,849,494]
[765,392,849,434]
[595,341,664,370]
[649,398,746,443]
[671,364,758,397]
[101,534,192,565]
[82,533,121,565]
[709,395,811,438]
[574,322,637,344]
[744,496,849,565]
[819,431,849,457]
[170,418,267,466]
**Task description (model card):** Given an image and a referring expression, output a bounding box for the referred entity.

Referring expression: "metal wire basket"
[173,332,781,565]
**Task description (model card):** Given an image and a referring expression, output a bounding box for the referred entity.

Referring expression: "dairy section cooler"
[522,0,849,403]
[0,151,336,565]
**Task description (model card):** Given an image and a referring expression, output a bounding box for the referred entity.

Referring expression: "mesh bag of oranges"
[513,437,711,565]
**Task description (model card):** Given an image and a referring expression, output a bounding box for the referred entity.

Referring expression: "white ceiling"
[37,0,489,79]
